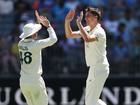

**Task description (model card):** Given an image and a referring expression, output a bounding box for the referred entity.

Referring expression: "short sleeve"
[94,28,106,40]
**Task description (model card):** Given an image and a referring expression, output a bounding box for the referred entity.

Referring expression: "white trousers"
[20,76,48,105]
[85,66,109,105]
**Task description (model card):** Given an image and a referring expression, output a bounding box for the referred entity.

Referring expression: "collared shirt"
[18,26,57,76]
[81,24,109,69]
[18,38,43,76]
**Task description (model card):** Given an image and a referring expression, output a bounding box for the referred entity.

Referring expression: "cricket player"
[65,7,109,105]
[18,10,57,105]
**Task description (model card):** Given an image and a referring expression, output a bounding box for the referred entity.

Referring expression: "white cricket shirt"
[84,24,109,69]
[18,27,57,76]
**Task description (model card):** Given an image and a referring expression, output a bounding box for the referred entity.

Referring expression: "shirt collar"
[94,23,101,29]
[97,23,101,27]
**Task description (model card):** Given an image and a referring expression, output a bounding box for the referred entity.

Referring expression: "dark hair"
[85,7,101,20]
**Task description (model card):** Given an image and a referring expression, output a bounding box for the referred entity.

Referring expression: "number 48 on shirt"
[19,51,32,64]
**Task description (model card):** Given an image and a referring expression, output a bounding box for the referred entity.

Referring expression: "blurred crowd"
[0,0,140,77]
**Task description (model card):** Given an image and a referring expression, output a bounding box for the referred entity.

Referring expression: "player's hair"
[85,7,101,21]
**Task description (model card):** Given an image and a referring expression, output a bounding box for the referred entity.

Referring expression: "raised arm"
[76,11,97,42]
[35,10,57,48]
[35,10,50,28]
[65,10,81,39]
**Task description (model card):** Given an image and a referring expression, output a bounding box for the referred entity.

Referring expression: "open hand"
[76,11,83,27]
[35,10,50,27]
[65,10,75,22]
[35,10,41,23]
[76,11,83,23]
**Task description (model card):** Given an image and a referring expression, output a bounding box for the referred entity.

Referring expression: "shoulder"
[98,24,106,34]
[18,39,23,46]
[96,24,106,38]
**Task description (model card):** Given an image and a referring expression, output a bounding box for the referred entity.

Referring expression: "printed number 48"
[19,51,32,64]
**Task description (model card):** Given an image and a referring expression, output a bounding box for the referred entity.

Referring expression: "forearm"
[65,20,81,38]
[47,25,57,43]
[77,22,89,41]
[77,22,97,42]
[65,20,73,37]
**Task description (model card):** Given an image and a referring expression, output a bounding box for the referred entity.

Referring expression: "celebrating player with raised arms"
[65,7,109,105]
[18,10,57,105]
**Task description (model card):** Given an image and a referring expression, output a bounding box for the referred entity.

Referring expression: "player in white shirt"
[65,7,109,105]
[18,10,57,105]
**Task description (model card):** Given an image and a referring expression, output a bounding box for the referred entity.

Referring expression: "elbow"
[84,37,90,42]
[53,37,58,43]
[51,37,58,44]
[84,39,89,42]
[65,31,73,38]
[65,33,74,38]
[65,34,71,38]
[84,39,90,42]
